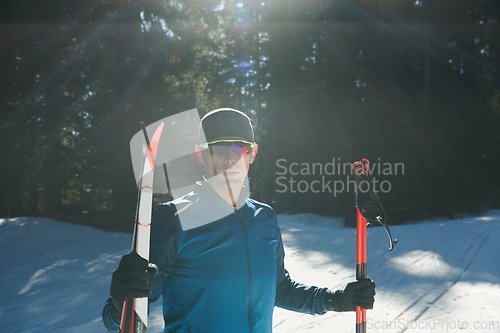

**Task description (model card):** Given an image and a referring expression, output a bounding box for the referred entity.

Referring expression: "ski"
[121,121,164,333]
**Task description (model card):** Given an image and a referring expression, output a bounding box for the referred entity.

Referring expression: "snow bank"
[0,212,499,333]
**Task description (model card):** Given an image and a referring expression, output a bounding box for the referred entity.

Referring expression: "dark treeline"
[1,0,499,231]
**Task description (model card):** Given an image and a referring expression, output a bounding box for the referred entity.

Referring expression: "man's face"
[195,141,258,190]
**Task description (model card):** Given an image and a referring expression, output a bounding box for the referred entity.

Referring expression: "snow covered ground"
[1,211,499,333]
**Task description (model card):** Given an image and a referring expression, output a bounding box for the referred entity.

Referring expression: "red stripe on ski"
[145,123,164,173]
[131,299,135,333]
[135,220,151,227]
[121,300,127,330]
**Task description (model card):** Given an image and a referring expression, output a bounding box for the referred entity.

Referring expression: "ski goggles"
[199,140,256,158]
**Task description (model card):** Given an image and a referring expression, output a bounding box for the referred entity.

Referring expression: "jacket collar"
[174,178,251,231]
[194,176,250,211]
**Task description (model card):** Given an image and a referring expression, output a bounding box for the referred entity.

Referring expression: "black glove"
[325,279,376,312]
[109,252,158,323]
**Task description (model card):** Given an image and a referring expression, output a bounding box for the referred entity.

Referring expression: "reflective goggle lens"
[208,142,251,157]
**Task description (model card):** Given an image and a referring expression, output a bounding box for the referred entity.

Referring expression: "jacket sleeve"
[274,220,328,315]
[102,203,179,332]
[149,203,180,302]
[102,297,121,332]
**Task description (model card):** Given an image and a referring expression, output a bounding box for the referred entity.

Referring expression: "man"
[102,108,375,333]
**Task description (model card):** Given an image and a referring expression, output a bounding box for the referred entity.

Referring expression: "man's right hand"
[109,252,158,323]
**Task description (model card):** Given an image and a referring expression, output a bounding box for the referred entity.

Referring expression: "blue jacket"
[103,180,328,332]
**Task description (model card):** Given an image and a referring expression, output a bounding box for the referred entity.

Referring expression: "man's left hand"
[324,278,376,312]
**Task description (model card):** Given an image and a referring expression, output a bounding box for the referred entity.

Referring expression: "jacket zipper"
[237,209,253,333]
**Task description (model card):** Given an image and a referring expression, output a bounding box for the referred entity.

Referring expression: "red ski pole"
[352,160,369,333]
[352,158,398,333]
[356,208,367,333]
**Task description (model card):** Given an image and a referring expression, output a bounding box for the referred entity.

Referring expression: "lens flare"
[237,1,244,8]
[233,8,252,33]
[236,60,252,76]
[233,57,256,87]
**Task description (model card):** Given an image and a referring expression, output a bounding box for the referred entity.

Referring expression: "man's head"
[195,108,258,190]
[199,108,255,144]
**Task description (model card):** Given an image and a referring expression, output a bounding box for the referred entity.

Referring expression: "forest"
[1,0,499,231]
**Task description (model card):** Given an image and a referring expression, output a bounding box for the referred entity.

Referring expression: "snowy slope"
[273,211,500,333]
[0,212,499,333]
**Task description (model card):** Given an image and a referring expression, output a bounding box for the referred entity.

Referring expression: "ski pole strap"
[352,159,398,251]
